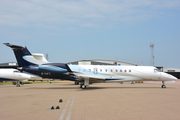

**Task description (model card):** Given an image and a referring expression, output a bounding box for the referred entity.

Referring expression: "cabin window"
[111,69,113,72]
[100,69,102,72]
[116,69,118,72]
[105,69,107,72]
[120,70,122,72]
[129,70,131,72]
[124,70,127,72]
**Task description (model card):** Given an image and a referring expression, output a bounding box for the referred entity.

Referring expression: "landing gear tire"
[16,84,20,87]
[12,82,16,85]
[161,85,166,88]
[20,81,24,85]
[82,85,86,89]
[75,81,79,85]
[80,84,83,88]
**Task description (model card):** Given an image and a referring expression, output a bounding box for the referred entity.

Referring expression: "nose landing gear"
[161,81,166,88]
[161,85,166,88]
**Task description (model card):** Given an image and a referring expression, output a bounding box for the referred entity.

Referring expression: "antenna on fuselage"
[150,43,154,66]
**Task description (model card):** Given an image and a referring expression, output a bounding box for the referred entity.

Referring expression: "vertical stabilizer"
[4,43,35,67]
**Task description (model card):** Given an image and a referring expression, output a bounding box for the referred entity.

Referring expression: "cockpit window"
[154,69,160,73]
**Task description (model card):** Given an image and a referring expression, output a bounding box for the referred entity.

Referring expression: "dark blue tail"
[4,43,35,67]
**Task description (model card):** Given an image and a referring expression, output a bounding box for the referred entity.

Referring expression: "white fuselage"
[0,69,31,81]
[68,65,177,82]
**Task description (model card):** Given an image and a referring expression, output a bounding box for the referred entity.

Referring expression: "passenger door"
[94,67,98,74]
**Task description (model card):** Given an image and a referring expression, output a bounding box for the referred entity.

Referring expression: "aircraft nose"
[161,73,178,80]
[167,74,178,80]
[171,75,178,80]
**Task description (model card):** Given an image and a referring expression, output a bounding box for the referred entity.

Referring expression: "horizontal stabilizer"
[4,43,25,49]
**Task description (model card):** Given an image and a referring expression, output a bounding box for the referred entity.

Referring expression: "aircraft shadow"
[26,86,174,90]
[82,86,165,90]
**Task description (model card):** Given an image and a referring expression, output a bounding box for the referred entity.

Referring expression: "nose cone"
[170,75,178,80]
[166,73,178,80]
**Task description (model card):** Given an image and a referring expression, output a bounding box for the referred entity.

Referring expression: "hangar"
[0,62,18,68]
[67,59,137,66]
[0,59,137,69]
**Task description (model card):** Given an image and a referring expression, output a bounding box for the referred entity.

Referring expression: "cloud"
[0,0,180,28]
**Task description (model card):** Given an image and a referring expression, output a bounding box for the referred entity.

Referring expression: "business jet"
[68,65,177,88]
[0,69,31,87]
[4,43,177,89]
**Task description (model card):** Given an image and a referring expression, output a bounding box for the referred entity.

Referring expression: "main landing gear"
[75,81,79,85]
[13,81,23,87]
[161,81,166,88]
[79,78,89,89]
[16,81,20,87]
[80,84,89,89]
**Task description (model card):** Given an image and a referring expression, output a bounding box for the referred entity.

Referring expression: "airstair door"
[94,67,98,74]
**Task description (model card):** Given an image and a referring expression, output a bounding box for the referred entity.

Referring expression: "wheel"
[12,82,16,85]
[82,85,86,89]
[20,81,24,85]
[77,81,79,85]
[75,81,79,85]
[16,84,20,87]
[161,85,166,88]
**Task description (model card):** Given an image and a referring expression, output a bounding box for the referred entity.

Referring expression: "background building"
[67,59,137,66]
[0,62,18,68]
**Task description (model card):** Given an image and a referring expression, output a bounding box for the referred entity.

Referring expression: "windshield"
[154,69,160,73]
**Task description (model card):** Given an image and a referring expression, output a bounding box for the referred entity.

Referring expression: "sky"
[0,0,180,68]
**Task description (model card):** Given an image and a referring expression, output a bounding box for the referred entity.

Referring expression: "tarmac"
[0,80,180,120]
